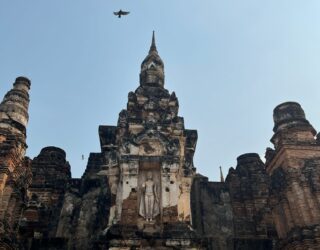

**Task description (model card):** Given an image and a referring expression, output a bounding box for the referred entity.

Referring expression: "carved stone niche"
[137,160,162,228]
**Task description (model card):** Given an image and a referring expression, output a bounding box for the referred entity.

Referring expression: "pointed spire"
[140,31,164,87]
[149,31,157,53]
[219,166,225,182]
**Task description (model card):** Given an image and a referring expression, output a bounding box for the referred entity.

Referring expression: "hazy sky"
[1,1,320,180]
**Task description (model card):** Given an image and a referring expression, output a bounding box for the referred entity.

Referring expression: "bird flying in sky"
[113,9,130,18]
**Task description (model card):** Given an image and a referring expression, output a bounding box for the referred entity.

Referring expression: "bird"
[82,154,84,160]
[113,9,130,18]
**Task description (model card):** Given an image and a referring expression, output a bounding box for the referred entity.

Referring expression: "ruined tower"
[0,77,32,248]
[266,102,320,249]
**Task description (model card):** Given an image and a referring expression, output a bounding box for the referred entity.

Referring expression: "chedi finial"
[140,31,164,87]
[149,31,157,53]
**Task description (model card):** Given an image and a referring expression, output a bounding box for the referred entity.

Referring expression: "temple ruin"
[0,33,320,249]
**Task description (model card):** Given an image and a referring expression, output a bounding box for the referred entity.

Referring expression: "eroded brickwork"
[19,147,71,247]
[0,77,32,249]
[266,102,320,249]
[191,175,234,249]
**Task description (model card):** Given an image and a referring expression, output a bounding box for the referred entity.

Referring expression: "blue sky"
[1,1,320,180]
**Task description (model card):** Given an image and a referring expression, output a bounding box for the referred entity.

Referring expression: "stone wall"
[191,174,234,249]
[226,153,275,239]
[191,153,277,250]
